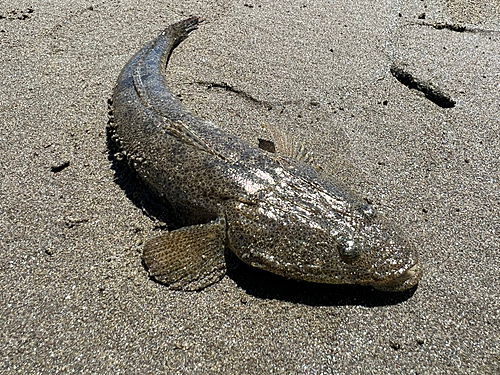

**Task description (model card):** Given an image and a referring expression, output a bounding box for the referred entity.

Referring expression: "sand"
[1,0,499,373]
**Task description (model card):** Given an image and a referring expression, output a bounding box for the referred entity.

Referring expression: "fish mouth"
[372,264,422,292]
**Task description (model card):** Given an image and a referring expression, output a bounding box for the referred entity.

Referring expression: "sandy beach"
[1,0,499,373]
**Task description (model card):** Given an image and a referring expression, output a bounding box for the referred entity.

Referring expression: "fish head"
[335,205,422,292]
[226,197,422,292]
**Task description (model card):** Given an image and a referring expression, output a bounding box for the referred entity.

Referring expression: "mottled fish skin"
[112,17,422,292]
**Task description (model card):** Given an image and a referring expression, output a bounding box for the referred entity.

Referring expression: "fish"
[111,16,422,292]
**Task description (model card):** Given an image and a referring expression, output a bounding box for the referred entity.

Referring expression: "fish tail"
[160,16,202,43]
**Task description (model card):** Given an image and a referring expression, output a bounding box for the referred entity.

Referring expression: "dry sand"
[1,0,499,373]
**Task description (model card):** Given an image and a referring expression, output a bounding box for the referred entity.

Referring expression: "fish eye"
[338,240,361,260]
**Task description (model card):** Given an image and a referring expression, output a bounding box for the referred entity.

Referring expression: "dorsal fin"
[260,123,314,164]
[159,117,228,160]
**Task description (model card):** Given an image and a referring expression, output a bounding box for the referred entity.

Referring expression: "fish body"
[112,17,421,292]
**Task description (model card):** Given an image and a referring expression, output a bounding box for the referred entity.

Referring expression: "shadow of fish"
[112,17,421,292]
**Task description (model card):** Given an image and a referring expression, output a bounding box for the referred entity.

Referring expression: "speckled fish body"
[112,17,422,292]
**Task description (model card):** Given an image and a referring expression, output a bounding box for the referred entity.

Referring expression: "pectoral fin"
[143,217,227,291]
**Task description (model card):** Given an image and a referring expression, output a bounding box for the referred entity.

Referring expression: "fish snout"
[372,263,422,292]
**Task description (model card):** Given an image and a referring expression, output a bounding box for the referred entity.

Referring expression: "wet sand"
[1,0,499,373]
